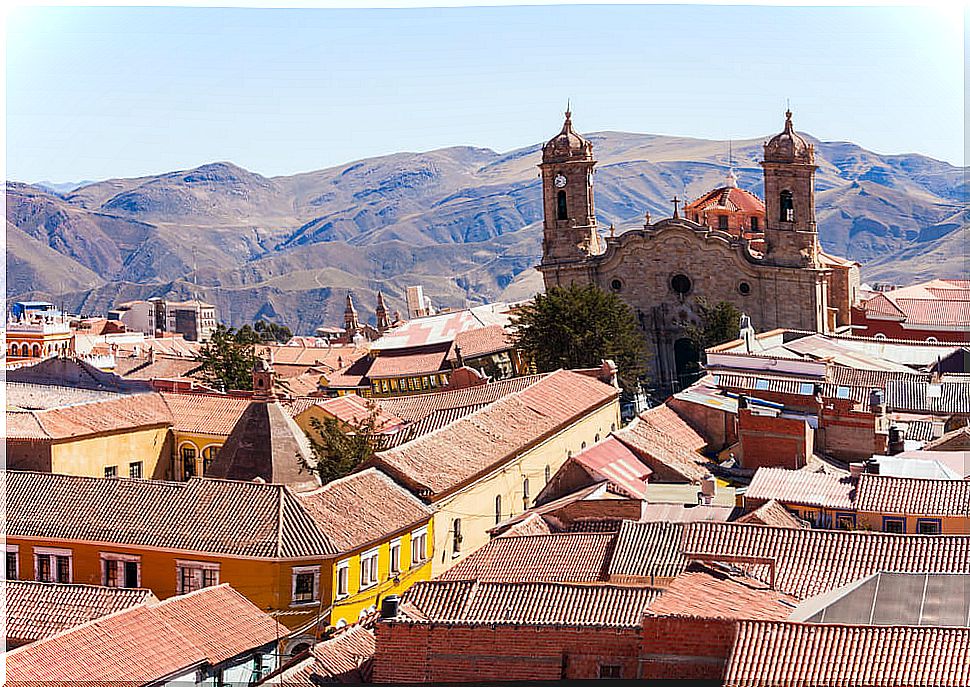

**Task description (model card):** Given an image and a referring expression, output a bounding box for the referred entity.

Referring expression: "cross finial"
[565,99,571,120]
[671,196,681,218]
[609,223,615,238]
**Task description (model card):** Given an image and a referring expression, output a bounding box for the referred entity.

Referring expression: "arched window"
[180,444,198,479]
[522,478,530,505]
[557,190,568,220]
[201,445,220,475]
[31,344,40,357]
[544,465,551,484]
[10,343,18,357]
[780,190,794,222]
[452,518,462,554]
[495,495,502,525]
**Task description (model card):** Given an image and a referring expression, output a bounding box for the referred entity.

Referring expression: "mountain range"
[7,131,966,334]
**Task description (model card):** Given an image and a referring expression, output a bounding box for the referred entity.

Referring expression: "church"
[536,108,859,392]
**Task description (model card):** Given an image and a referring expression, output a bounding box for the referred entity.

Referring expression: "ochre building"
[536,109,859,391]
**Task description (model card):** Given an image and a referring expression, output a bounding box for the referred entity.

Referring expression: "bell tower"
[538,107,600,286]
[761,110,820,267]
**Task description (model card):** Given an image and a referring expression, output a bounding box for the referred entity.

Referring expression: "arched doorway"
[673,337,701,389]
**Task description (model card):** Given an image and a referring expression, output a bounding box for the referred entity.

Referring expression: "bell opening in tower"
[557,190,568,220]
[780,190,794,222]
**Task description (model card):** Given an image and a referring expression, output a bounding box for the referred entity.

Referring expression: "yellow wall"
[328,522,434,627]
[429,399,620,576]
[50,426,172,480]
[173,430,227,479]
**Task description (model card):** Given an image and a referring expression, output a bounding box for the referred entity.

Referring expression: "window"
[452,519,462,555]
[835,386,851,400]
[581,441,587,450]
[181,445,197,478]
[544,465,551,484]
[750,216,759,231]
[926,337,939,343]
[35,548,72,583]
[798,382,815,396]
[101,553,141,588]
[104,465,118,478]
[411,527,428,565]
[291,565,320,604]
[336,561,350,598]
[6,546,19,581]
[360,549,379,588]
[128,461,143,479]
[610,279,622,292]
[835,513,856,530]
[917,519,941,535]
[671,273,692,295]
[389,538,401,575]
[739,281,752,295]
[780,190,794,222]
[718,215,729,230]
[522,479,530,505]
[201,446,219,474]
[495,495,503,525]
[599,664,622,679]
[556,190,568,220]
[874,333,887,340]
[883,517,906,534]
[176,560,219,594]
[754,378,770,391]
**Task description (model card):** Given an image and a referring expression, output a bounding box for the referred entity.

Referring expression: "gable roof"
[376,374,543,422]
[683,522,970,599]
[724,621,970,687]
[569,436,653,499]
[296,469,431,551]
[5,584,287,685]
[614,405,710,483]
[439,532,615,583]
[6,392,172,441]
[399,580,660,628]
[5,581,156,645]
[373,370,618,497]
[745,467,855,510]
[736,500,810,528]
[159,391,251,436]
[606,521,688,582]
[269,624,376,685]
[4,471,338,558]
[855,473,970,517]
[289,395,403,432]
[204,400,321,492]
[6,355,152,393]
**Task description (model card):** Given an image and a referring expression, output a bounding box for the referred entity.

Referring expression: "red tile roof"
[5,581,156,645]
[645,563,798,621]
[614,405,710,483]
[606,521,688,582]
[159,391,250,436]
[862,278,970,329]
[745,467,855,510]
[258,342,369,371]
[6,392,172,441]
[274,625,376,685]
[724,620,970,687]
[400,580,661,628]
[373,370,618,497]
[855,473,970,517]
[289,395,403,432]
[296,468,432,551]
[571,436,653,499]
[367,346,449,379]
[736,500,810,528]
[439,532,615,583]
[683,522,970,599]
[5,584,287,685]
[377,374,543,422]
[447,324,512,361]
[685,186,765,215]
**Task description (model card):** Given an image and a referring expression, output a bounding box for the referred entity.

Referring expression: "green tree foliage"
[511,283,647,390]
[302,401,388,484]
[684,298,743,354]
[195,324,259,391]
[254,319,293,343]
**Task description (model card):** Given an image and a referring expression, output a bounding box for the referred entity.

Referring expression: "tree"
[301,401,388,484]
[511,283,647,390]
[195,324,259,391]
[254,319,293,344]
[684,298,743,354]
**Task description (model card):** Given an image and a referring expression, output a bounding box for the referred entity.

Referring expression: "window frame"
[175,559,220,594]
[389,538,402,576]
[336,559,350,598]
[410,526,428,566]
[291,565,321,605]
[104,465,118,478]
[882,517,906,534]
[834,512,856,530]
[6,545,19,581]
[359,548,380,589]
[599,664,623,679]
[34,547,73,584]
[129,461,143,479]
[100,552,142,588]
[916,518,942,535]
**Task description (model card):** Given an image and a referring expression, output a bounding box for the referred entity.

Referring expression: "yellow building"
[6,387,173,479]
[159,392,251,479]
[289,394,405,447]
[369,368,621,575]
[4,467,434,652]
[6,316,74,362]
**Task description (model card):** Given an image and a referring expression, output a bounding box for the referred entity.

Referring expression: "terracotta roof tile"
[380,404,489,449]
[645,563,798,621]
[274,625,376,685]
[5,581,156,644]
[119,356,203,381]
[400,580,661,628]
[447,325,512,361]
[7,392,172,441]
[683,522,970,600]
[614,406,710,483]
[439,532,615,583]
[724,621,970,687]
[6,382,122,410]
[159,392,250,436]
[377,374,543,422]
[745,467,855,510]
[855,473,970,517]
[289,395,403,432]
[4,471,338,558]
[367,346,449,379]
[373,370,618,497]
[685,186,765,215]
[736,500,810,528]
[5,584,287,685]
[296,468,431,552]
[606,521,688,582]
[571,436,653,499]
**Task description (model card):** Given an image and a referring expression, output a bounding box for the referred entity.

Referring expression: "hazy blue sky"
[6,4,964,183]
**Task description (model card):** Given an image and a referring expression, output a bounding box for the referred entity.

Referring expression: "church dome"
[764,110,814,163]
[542,107,593,162]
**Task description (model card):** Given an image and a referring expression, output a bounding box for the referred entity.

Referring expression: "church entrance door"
[673,337,701,390]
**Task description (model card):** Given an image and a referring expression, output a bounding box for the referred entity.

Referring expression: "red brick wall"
[738,409,812,470]
[555,498,643,525]
[818,402,884,460]
[668,397,736,452]
[639,615,737,681]
[374,621,641,682]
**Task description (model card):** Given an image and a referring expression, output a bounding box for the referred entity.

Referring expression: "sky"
[5,3,965,183]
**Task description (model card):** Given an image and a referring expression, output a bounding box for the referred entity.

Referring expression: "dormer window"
[780,191,794,222]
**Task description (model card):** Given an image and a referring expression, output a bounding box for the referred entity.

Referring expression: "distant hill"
[7,132,966,334]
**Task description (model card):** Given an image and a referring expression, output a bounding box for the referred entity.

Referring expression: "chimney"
[849,462,865,479]
[698,474,717,505]
[887,424,905,455]
[380,594,401,619]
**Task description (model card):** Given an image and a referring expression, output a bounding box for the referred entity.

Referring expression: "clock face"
[554,174,567,188]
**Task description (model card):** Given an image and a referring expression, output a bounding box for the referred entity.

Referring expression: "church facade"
[536,109,859,392]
